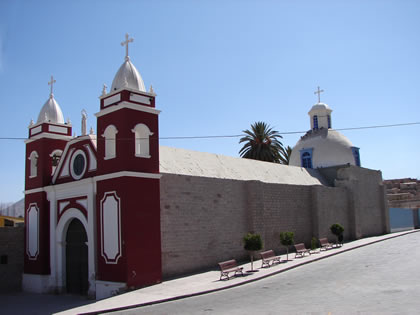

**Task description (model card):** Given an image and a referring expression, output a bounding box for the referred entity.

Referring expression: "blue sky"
[0,0,419,203]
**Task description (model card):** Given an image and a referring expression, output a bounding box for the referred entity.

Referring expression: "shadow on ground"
[0,292,93,315]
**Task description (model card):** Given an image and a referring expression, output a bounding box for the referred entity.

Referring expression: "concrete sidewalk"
[53,229,419,315]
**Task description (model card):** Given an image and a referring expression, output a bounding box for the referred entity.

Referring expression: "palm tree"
[279,145,293,165]
[239,122,284,163]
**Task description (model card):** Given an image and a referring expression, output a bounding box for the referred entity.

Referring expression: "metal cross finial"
[48,75,56,97]
[314,86,324,103]
[121,33,134,60]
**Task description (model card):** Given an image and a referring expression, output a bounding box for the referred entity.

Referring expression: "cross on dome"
[314,86,324,103]
[48,75,56,98]
[121,33,134,61]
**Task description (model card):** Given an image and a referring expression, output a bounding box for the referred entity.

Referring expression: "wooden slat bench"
[260,250,281,268]
[294,243,311,258]
[218,259,244,280]
[319,238,333,250]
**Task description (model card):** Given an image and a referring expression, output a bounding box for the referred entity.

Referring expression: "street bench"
[260,250,282,268]
[218,259,244,280]
[319,238,333,250]
[294,243,311,258]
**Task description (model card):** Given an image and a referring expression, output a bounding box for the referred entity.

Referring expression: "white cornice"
[24,187,45,195]
[99,87,156,100]
[27,171,161,195]
[28,121,72,129]
[95,101,161,117]
[25,133,73,144]
[95,171,161,182]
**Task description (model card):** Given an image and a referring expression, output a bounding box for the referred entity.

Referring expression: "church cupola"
[289,87,361,169]
[308,86,332,130]
[110,34,146,92]
[36,85,65,124]
[28,76,72,139]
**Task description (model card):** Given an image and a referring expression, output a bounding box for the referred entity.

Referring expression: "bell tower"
[24,76,72,276]
[309,86,333,130]
[95,34,162,295]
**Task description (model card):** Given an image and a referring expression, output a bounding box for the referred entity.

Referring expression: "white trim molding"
[25,133,72,144]
[95,171,162,182]
[95,101,161,118]
[26,203,39,260]
[100,191,122,264]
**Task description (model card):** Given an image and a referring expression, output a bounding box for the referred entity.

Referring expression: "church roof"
[36,95,65,124]
[110,57,146,92]
[159,146,327,186]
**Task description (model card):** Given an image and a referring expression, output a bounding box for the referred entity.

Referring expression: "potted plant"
[243,233,263,272]
[330,223,344,247]
[279,231,294,261]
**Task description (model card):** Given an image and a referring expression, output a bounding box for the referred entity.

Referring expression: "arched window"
[50,149,63,175]
[300,148,313,169]
[327,115,332,129]
[29,151,39,178]
[351,147,361,167]
[313,115,319,130]
[132,124,153,158]
[103,125,118,160]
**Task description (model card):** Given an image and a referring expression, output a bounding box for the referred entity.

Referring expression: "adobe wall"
[0,226,24,292]
[160,165,389,279]
[334,166,389,238]
[160,174,249,278]
[311,185,350,241]
[248,182,313,251]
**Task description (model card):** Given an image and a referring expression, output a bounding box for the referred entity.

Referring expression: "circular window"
[70,150,87,180]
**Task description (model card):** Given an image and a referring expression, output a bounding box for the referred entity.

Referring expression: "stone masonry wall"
[0,226,24,292]
[257,182,313,251]
[160,166,389,279]
[312,185,350,241]
[160,174,249,278]
[335,166,389,238]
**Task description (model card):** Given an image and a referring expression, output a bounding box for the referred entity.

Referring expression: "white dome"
[289,128,357,168]
[110,57,146,92]
[309,102,331,113]
[36,95,65,124]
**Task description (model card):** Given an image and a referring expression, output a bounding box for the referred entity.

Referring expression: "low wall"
[389,208,420,232]
[0,226,24,292]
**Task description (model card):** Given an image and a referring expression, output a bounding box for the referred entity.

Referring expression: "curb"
[81,229,420,314]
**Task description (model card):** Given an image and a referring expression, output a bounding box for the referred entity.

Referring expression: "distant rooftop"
[384,178,420,208]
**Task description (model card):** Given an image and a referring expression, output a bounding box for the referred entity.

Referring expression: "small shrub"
[330,223,344,245]
[311,237,318,250]
[243,233,263,251]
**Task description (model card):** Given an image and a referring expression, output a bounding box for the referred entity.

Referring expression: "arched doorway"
[66,218,88,295]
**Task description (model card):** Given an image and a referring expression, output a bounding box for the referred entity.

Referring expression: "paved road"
[109,232,420,315]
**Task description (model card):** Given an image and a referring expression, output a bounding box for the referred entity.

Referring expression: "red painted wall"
[25,138,68,190]
[23,191,50,275]
[96,176,162,287]
[97,107,159,176]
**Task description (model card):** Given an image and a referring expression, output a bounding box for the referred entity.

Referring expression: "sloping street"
[112,231,420,314]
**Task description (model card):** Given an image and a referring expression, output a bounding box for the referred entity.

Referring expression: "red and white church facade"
[23,34,162,299]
